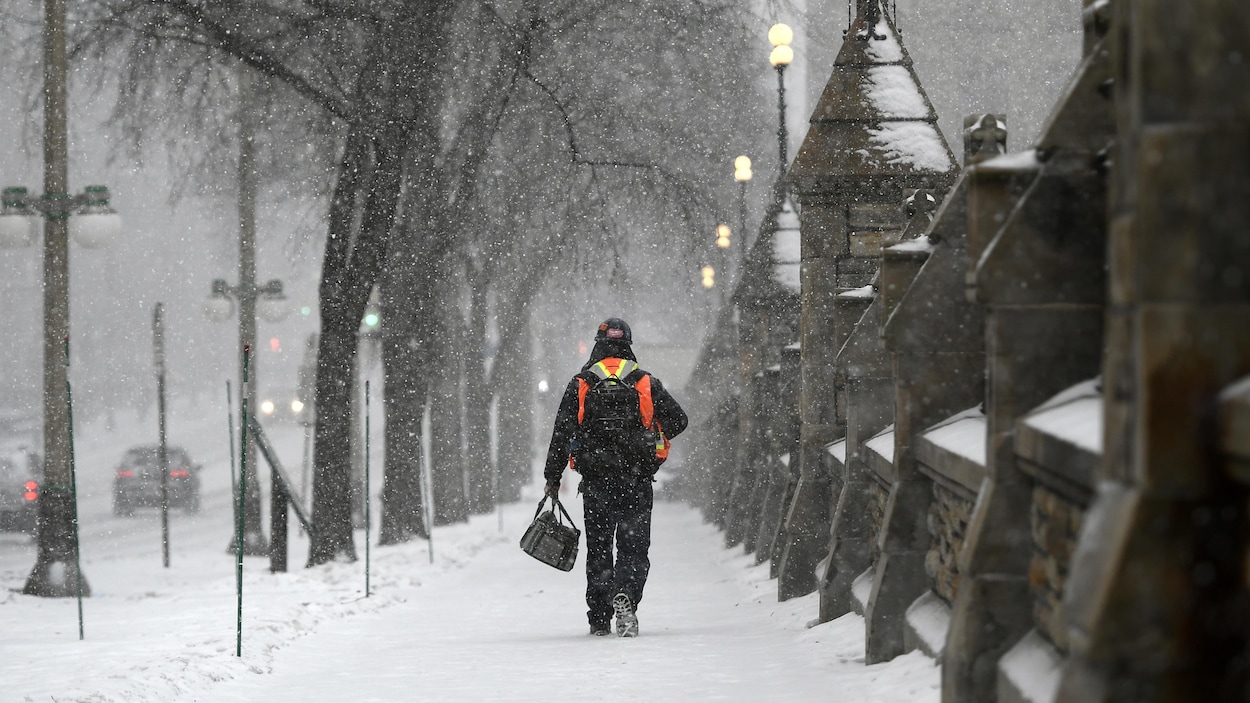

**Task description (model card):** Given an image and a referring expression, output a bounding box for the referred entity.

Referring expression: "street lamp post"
[202,66,291,559]
[1,186,120,598]
[205,277,287,557]
[768,23,794,182]
[715,223,732,299]
[1,0,122,598]
[733,155,752,244]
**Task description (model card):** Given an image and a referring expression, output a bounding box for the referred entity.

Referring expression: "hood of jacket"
[581,340,637,371]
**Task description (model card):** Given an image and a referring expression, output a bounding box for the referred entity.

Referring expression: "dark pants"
[581,475,654,629]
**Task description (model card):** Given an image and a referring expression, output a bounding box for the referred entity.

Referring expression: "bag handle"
[534,495,578,532]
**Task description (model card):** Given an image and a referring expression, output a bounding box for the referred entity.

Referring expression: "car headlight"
[260,400,275,415]
[291,399,305,414]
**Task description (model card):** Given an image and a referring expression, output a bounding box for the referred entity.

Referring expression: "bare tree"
[68,0,769,559]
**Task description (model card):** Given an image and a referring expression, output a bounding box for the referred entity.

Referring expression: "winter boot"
[612,593,638,638]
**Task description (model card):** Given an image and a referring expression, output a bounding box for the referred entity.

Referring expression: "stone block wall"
[697,0,1250,700]
[926,483,974,605]
[869,477,889,563]
[1027,484,1085,654]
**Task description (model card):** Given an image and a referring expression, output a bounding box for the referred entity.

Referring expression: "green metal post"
[364,380,371,597]
[227,381,237,512]
[235,346,250,657]
[65,337,83,639]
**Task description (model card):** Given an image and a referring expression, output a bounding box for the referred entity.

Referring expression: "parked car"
[113,445,201,516]
[0,443,42,534]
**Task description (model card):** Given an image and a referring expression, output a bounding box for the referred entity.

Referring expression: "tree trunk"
[308,129,371,566]
[377,197,444,542]
[464,264,493,513]
[429,385,467,524]
[379,339,429,543]
[309,102,407,563]
[429,285,468,525]
[308,305,359,564]
[493,299,534,502]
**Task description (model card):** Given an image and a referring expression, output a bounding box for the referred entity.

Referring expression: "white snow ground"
[1,406,938,702]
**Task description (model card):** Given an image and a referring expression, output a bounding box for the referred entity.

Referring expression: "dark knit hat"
[594,318,632,344]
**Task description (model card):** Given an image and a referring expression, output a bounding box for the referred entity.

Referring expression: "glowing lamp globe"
[768,23,793,48]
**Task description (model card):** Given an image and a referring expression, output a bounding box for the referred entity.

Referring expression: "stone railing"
[685,0,1250,700]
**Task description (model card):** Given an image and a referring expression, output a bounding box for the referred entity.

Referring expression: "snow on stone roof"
[864,66,931,119]
[888,236,936,254]
[866,423,896,463]
[864,15,905,63]
[791,1,954,183]
[856,15,951,174]
[923,406,987,467]
[977,149,1042,173]
[1022,378,1102,454]
[1220,374,1250,401]
[826,438,847,463]
[1000,630,1064,703]
[868,122,953,172]
[772,200,802,293]
[905,591,951,658]
[839,284,876,299]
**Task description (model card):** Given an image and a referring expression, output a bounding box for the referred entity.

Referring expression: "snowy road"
[1,410,938,702]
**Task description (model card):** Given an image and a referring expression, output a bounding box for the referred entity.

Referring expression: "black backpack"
[576,363,655,471]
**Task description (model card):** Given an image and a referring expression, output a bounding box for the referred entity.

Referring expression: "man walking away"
[543,318,688,637]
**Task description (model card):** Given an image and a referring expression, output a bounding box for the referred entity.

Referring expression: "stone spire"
[776,0,956,614]
[789,0,954,187]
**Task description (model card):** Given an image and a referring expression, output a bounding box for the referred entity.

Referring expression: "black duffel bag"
[519,496,580,572]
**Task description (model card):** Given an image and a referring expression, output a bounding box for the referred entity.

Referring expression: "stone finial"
[964,114,1008,165]
[857,0,882,25]
[855,0,885,41]
[905,189,939,222]
[899,188,941,242]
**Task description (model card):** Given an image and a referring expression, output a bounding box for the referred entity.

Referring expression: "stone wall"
[691,0,1250,700]
[1027,484,1085,654]
[869,477,889,563]
[926,483,973,605]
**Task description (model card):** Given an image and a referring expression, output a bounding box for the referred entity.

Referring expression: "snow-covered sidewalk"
[3,492,939,702]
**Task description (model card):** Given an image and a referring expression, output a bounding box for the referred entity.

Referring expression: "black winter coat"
[542,348,687,486]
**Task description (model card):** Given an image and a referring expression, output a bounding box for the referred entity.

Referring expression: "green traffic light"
[364,312,379,327]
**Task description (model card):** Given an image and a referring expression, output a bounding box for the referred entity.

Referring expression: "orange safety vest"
[572,358,670,469]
